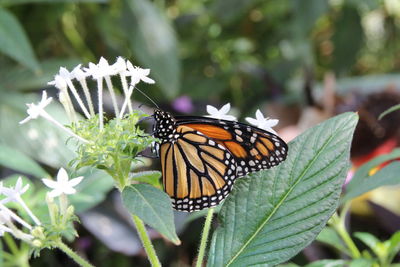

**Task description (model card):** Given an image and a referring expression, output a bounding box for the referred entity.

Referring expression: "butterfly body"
[153,109,288,212]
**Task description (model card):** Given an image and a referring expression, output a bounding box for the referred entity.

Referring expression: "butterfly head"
[153,109,177,141]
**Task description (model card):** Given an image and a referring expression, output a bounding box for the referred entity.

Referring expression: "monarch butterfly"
[152,109,288,212]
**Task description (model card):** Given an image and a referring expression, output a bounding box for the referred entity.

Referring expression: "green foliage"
[379,103,400,120]
[343,149,400,202]
[207,112,358,266]
[73,112,156,188]
[317,226,348,255]
[121,0,180,99]
[122,184,180,245]
[0,7,39,71]
[0,143,48,178]
[354,231,400,267]
[129,170,162,188]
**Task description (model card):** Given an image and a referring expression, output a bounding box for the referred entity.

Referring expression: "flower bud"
[32,239,42,247]
[31,226,45,239]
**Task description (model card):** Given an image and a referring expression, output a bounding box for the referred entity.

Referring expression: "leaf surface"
[0,7,39,71]
[208,112,358,267]
[122,184,180,245]
[122,0,180,99]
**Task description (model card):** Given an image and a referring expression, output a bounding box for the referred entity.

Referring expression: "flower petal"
[68,176,84,187]
[206,105,219,115]
[245,117,258,126]
[48,189,63,198]
[220,103,231,114]
[255,109,264,121]
[41,179,58,189]
[57,168,69,183]
[63,187,76,195]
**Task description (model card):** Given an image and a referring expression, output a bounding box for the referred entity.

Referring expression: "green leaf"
[304,260,347,267]
[379,103,400,120]
[347,149,400,188]
[354,232,380,251]
[0,58,80,92]
[342,161,400,202]
[122,0,180,99]
[316,226,348,254]
[348,259,374,267]
[122,184,180,245]
[0,143,48,178]
[207,112,358,267]
[130,171,161,188]
[0,8,39,71]
[331,5,363,75]
[70,169,115,213]
[388,231,400,262]
[291,0,328,38]
[0,93,76,168]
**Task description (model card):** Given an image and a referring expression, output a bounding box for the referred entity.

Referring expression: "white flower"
[245,109,279,134]
[42,168,83,198]
[19,91,53,124]
[48,75,67,90]
[0,178,41,226]
[113,57,128,74]
[206,103,237,121]
[71,64,90,81]
[0,177,29,204]
[125,61,155,85]
[85,57,117,79]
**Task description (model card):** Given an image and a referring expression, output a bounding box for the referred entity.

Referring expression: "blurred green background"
[1,0,400,266]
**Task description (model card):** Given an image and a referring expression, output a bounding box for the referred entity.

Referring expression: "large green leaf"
[0,143,48,178]
[122,0,180,99]
[0,58,80,92]
[331,5,363,75]
[0,8,39,71]
[207,112,358,267]
[342,161,400,202]
[122,184,180,245]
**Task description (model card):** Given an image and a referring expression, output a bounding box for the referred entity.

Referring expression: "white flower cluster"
[206,103,279,134]
[0,169,83,241]
[20,57,155,137]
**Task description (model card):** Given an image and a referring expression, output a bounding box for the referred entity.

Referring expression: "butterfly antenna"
[135,86,159,109]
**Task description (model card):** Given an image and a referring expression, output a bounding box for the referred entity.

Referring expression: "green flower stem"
[132,215,161,267]
[56,240,94,267]
[3,233,19,255]
[330,203,361,259]
[195,208,215,267]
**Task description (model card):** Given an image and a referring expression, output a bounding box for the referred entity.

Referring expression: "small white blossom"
[71,64,90,81]
[19,91,53,124]
[113,57,128,73]
[42,168,83,198]
[85,57,118,79]
[206,103,237,121]
[0,178,29,204]
[0,178,41,226]
[125,61,155,85]
[48,75,67,90]
[245,109,279,134]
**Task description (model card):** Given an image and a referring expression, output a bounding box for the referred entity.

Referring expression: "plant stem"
[331,203,361,259]
[195,208,215,267]
[56,240,94,267]
[132,215,161,267]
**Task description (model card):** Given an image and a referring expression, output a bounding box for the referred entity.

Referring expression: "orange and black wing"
[175,116,288,177]
[160,125,237,212]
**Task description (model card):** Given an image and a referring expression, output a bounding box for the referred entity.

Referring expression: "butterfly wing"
[175,116,288,177]
[160,125,237,212]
